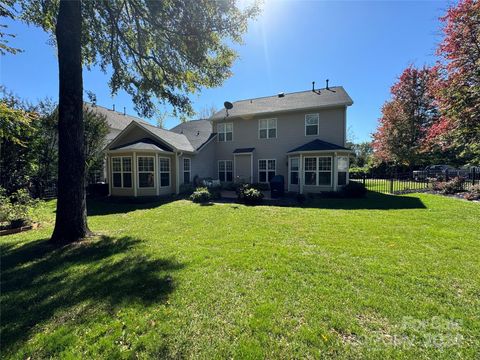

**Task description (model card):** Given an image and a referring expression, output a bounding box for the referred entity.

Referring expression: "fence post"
[362,174,366,186]
[390,177,394,194]
[473,168,476,186]
[445,169,449,182]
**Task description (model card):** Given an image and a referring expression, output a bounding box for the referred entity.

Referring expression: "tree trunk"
[51,0,90,243]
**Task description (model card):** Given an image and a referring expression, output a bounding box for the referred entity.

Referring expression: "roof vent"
[312,81,321,95]
[123,107,126,115]
[278,92,285,98]
[112,104,115,111]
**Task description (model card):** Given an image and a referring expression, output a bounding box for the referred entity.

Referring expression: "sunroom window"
[138,156,155,188]
[112,156,132,188]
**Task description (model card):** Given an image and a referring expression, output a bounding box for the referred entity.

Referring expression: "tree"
[0,1,21,55]
[196,104,218,119]
[372,66,439,167]
[17,0,259,243]
[350,142,373,168]
[84,107,109,183]
[426,0,480,165]
[0,91,37,193]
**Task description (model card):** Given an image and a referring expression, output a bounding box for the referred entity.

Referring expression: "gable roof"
[84,103,152,142]
[288,139,351,153]
[211,87,353,120]
[110,138,172,152]
[170,119,216,150]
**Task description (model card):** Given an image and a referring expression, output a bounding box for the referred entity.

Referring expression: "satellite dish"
[224,101,233,110]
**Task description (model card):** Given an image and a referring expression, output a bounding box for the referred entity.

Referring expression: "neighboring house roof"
[211,87,353,120]
[288,139,351,153]
[233,148,255,154]
[170,119,216,150]
[110,138,172,152]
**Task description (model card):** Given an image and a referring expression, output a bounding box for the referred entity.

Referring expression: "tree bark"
[51,0,90,243]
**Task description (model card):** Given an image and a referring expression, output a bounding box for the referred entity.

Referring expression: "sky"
[0,0,451,142]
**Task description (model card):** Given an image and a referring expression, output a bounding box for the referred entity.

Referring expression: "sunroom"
[286,139,352,194]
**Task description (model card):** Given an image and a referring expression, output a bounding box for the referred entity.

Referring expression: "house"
[103,86,353,196]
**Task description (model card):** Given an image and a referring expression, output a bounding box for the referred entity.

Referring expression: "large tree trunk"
[51,0,90,243]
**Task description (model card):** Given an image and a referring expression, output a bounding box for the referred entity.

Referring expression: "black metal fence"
[350,168,478,195]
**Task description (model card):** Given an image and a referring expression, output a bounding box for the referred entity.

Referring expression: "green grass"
[1,193,479,359]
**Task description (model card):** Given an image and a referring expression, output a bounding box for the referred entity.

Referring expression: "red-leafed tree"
[372,66,439,167]
[426,0,480,165]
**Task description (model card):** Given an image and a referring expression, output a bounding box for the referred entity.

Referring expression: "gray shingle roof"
[111,138,173,152]
[211,87,353,120]
[288,139,351,153]
[170,119,215,150]
[85,103,151,131]
[138,121,195,152]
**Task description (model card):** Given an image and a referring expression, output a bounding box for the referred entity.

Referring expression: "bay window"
[159,157,170,187]
[303,156,332,186]
[138,156,155,188]
[112,156,132,188]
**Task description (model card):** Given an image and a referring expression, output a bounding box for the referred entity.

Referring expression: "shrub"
[237,184,264,205]
[190,187,211,203]
[464,184,480,201]
[341,181,367,198]
[0,187,37,228]
[441,177,465,194]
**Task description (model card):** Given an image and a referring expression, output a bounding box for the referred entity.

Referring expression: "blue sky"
[0,0,449,142]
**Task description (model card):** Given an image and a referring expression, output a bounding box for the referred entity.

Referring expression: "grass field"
[1,193,479,359]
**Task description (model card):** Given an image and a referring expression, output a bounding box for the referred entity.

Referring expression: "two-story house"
[104,86,353,196]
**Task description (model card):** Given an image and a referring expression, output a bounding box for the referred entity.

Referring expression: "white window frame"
[137,156,155,189]
[259,118,277,139]
[111,156,132,188]
[183,157,191,184]
[258,159,276,183]
[218,160,233,182]
[305,113,319,136]
[217,122,233,142]
[289,157,300,186]
[159,157,171,188]
[303,156,332,186]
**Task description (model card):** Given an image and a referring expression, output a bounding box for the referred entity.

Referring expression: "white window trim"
[137,155,155,189]
[289,157,300,189]
[258,118,277,139]
[218,160,233,182]
[258,159,276,183]
[183,157,191,184]
[217,122,233,142]
[303,156,332,186]
[111,156,132,188]
[159,157,171,188]
[305,113,319,136]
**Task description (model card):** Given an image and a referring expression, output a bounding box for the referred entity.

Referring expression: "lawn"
[1,193,479,359]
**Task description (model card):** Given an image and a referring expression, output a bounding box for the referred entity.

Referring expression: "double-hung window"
[337,156,349,186]
[183,158,191,184]
[138,156,155,188]
[259,159,276,183]
[112,156,132,188]
[218,160,233,182]
[304,156,332,186]
[305,114,319,136]
[290,158,299,185]
[159,158,170,187]
[259,118,277,139]
[217,123,233,142]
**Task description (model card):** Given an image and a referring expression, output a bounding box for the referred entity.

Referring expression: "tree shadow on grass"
[86,196,178,216]
[302,191,427,210]
[0,236,183,353]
